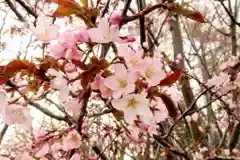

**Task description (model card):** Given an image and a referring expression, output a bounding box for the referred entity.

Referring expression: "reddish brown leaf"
[51,5,75,17]
[167,3,206,23]
[91,56,109,69]
[185,11,206,23]
[49,0,99,27]
[71,59,88,70]
[0,60,36,85]
[159,69,183,86]
[159,93,178,120]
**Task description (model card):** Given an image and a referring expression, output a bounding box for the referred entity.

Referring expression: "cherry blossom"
[118,45,144,72]
[17,151,33,160]
[64,99,82,119]
[35,143,50,158]
[87,18,121,43]
[91,74,113,98]
[99,84,113,99]
[140,57,165,86]
[91,74,104,90]
[2,104,32,127]
[51,142,62,153]
[70,153,81,160]
[48,30,82,60]
[62,130,81,151]
[47,69,69,102]
[104,64,137,99]
[111,93,152,124]
[30,16,59,42]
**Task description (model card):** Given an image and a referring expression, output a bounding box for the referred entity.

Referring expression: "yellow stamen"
[11,110,25,121]
[130,57,138,67]
[127,97,137,109]
[145,66,155,78]
[41,30,47,41]
[71,135,78,142]
[119,80,127,88]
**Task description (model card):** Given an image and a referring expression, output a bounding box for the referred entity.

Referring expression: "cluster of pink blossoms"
[0,13,181,159]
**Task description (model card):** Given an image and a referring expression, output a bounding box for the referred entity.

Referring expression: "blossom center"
[130,57,139,67]
[145,66,155,78]
[127,97,138,109]
[41,30,47,41]
[105,31,111,39]
[71,134,78,142]
[119,80,127,88]
[11,110,25,121]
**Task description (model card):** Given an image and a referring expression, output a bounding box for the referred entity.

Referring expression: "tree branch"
[0,124,8,145]
[15,0,37,18]
[4,0,25,22]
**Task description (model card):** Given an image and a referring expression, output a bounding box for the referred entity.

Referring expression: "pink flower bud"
[109,13,123,25]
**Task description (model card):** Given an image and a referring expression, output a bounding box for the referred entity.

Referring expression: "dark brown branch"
[219,0,240,27]
[77,87,91,132]
[92,146,109,160]
[122,0,132,16]
[4,0,25,22]
[137,0,146,50]
[0,124,8,145]
[15,0,37,18]
[123,3,167,23]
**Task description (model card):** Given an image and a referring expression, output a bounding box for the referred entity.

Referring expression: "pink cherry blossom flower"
[118,46,144,72]
[140,57,165,86]
[87,18,121,43]
[48,31,82,60]
[51,142,62,153]
[64,63,77,73]
[17,151,33,160]
[2,104,32,127]
[62,130,81,151]
[99,84,113,99]
[91,74,104,90]
[47,69,69,102]
[111,93,152,124]
[70,153,81,160]
[30,16,59,42]
[104,64,137,99]
[35,143,50,158]
[109,12,123,25]
[137,118,158,134]
[75,30,90,43]
[64,99,82,119]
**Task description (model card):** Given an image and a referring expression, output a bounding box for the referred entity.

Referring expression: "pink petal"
[111,98,126,111]
[70,154,81,160]
[124,110,137,124]
[87,28,104,43]
[104,76,118,90]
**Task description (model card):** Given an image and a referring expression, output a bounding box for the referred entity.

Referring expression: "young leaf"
[159,69,183,86]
